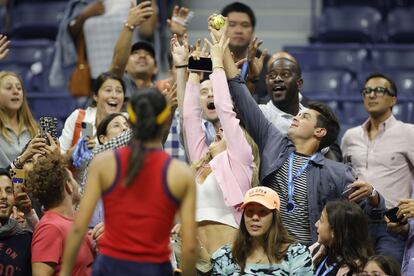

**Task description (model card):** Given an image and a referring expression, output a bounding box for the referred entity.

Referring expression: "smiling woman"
[0,71,38,168]
[59,71,126,159]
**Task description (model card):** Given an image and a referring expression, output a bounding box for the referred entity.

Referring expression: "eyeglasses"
[360,87,395,98]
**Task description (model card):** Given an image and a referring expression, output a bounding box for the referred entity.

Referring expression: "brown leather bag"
[69,32,91,97]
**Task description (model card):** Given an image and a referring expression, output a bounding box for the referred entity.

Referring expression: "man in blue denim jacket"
[221,44,385,245]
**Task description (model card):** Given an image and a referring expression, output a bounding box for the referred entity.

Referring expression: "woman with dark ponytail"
[60,88,197,276]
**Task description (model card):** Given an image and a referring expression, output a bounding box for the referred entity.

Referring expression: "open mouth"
[107,101,118,108]
[272,85,286,92]
[207,102,215,110]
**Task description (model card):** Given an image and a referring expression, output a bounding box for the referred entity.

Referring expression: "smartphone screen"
[188,56,212,73]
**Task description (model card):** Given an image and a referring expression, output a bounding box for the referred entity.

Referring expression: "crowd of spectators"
[0,1,414,275]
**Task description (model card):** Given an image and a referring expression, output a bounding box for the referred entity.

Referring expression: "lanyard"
[286,151,317,212]
[315,257,336,276]
[241,53,249,80]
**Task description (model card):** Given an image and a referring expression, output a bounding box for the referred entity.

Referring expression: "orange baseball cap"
[240,187,280,210]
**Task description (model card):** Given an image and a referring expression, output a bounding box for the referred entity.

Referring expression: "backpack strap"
[71,109,86,147]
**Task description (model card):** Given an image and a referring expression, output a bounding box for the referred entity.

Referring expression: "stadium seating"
[301,69,355,99]
[283,44,369,75]
[316,6,382,43]
[371,44,414,70]
[387,8,414,43]
[10,1,67,40]
[0,39,54,92]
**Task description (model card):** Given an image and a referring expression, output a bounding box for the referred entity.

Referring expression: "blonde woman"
[0,71,41,168]
[175,26,259,273]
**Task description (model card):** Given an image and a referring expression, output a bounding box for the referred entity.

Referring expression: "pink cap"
[240,187,280,210]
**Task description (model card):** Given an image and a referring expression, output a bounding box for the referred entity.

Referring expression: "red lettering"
[9,252,17,260]
[4,248,11,255]
[5,265,14,276]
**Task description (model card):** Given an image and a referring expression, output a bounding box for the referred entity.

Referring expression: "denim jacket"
[228,75,385,242]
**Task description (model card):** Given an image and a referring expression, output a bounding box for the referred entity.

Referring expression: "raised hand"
[347,180,375,203]
[397,199,414,222]
[205,29,230,69]
[0,34,10,61]
[126,1,154,29]
[41,133,61,157]
[161,82,178,111]
[170,33,189,67]
[207,14,228,44]
[247,37,268,82]
[167,5,193,36]
[190,38,209,61]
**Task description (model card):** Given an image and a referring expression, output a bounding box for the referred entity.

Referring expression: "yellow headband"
[127,102,137,124]
[127,102,170,125]
[155,104,171,125]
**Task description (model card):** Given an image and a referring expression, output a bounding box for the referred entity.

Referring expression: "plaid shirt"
[164,110,187,162]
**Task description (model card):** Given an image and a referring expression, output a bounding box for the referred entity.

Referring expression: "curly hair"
[26,154,68,209]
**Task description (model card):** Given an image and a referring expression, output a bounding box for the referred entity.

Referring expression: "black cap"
[130,41,156,60]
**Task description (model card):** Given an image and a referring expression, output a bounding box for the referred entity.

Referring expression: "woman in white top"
[59,71,125,157]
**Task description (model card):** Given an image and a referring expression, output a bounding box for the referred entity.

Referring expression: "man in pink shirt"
[26,155,94,276]
[341,73,414,264]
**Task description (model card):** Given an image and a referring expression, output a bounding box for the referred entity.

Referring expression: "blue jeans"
[369,222,406,264]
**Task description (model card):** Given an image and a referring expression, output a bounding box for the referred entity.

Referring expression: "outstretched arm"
[109,1,154,77]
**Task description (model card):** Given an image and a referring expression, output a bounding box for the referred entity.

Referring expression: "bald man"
[258,51,305,134]
[259,51,342,161]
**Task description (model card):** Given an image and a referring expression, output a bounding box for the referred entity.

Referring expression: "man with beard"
[221,2,270,104]
[110,1,156,99]
[28,155,94,276]
[0,169,32,276]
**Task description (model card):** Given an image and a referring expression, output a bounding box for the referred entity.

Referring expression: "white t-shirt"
[59,107,98,154]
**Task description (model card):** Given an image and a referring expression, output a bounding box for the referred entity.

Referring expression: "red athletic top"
[98,147,179,263]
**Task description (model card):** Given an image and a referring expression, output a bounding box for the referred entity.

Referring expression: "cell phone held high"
[81,122,94,138]
[39,117,58,144]
[188,56,213,73]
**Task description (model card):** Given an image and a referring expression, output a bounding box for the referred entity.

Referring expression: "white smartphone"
[81,122,93,137]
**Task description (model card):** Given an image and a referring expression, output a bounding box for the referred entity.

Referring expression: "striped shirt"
[262,152,312,245]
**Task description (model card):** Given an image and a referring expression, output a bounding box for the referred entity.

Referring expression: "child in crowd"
[362,255,402,276]
[311,201,374,275]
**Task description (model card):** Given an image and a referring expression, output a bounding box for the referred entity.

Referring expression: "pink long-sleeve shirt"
[183,69,255,222]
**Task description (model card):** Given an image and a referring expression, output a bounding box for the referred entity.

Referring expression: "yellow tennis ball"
[212,15,225,30]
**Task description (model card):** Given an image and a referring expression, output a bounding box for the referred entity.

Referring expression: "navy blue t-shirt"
[0,230,32,276]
